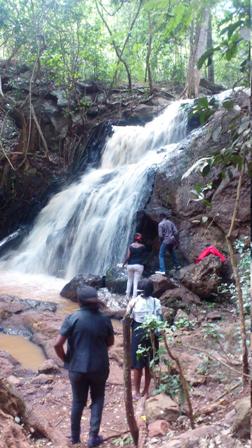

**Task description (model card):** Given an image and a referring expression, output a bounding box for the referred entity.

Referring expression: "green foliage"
[196,356,210,375]
[197,0,250,86]
[218,238,250,314]
[136,318,188,404]
[112,435,133,447]
[203,323,223,341]
[190,182,212,207]
[154,372,183,400]
[172,317,196,330]
[0,0,246,91]
[190,97,219,125]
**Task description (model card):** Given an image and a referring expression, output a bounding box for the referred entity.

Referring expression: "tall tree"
[207,11,214,83]
[186,7,209,97]
[95,0,143,91]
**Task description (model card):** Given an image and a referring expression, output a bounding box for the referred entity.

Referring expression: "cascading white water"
[1,101,189,278]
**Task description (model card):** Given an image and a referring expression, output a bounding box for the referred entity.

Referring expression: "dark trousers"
[159,242,179,272]
[69,370,108,443]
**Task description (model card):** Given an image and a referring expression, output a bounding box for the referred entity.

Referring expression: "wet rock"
[38,359,60,374]
[0,226,29,257]
[60,274,104,301]
[148,419,170,437]
[149,274,177,298]
[231,396,250,439]
[105,267,128,295]
[97,288,128,310]
[179,255,223,299]
[0,296,56,315]
[145,393,179,423]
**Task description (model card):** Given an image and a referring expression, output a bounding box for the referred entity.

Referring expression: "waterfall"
[1,100,189,278]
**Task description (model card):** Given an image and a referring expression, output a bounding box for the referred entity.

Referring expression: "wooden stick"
[135,396,148,448]
[122,315,139,446]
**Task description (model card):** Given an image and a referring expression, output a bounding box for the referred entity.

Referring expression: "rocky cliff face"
[141,90,250,265]
[1,62,249,267]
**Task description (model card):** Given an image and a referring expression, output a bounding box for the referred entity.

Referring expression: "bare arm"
[122,248,131,267]
[54,334,67,362]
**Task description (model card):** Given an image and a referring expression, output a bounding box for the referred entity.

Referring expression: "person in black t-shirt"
[122,232,146,299]
[54,286,114,447]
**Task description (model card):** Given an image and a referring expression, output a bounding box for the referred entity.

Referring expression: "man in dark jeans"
[156,212,180,274]
[54,286,114,447]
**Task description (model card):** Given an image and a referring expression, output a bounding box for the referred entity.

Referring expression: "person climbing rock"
[126,278,162,399]
[156,213,180,275]
[123,232,146,299]
[54,286,114,447]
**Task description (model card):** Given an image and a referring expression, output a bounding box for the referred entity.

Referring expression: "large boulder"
[105,267,128,294]
[60,274,104,301]
[179,255,223,299]
[160,285,201,310]
[231,396,250,439]
[149,274,178,298]
[145,393,179,423]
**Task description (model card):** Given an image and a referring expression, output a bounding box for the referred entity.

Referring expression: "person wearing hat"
[54,286,114,447]
[122,232,146,299]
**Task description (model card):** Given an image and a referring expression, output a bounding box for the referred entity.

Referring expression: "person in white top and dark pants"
[126,278,162,399]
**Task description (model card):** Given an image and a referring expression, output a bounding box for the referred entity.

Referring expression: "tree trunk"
[145,13,153,93]
[95,0,143,92]
[186,8,209,98]
[207,12,214,83]
[122,315,139,446]
[226,160,249,385]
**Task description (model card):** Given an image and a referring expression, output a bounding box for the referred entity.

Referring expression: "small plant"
[218,238,250,314]
[172,317,196,331]
[112,435,133,447]
[190,96,219,125]
[203,323,223,341]
[154,372,182,399]
[207,302,216,310]
[196,356,210,375]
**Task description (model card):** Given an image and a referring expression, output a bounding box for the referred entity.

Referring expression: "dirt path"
[0,273,250,448]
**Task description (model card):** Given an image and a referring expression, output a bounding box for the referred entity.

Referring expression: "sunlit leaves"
[197,0,250,84]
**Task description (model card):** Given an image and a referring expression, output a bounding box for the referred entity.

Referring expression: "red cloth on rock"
[195,245,226,264]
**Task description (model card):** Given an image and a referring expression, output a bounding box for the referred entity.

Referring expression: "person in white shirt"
[126,278,162,399]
